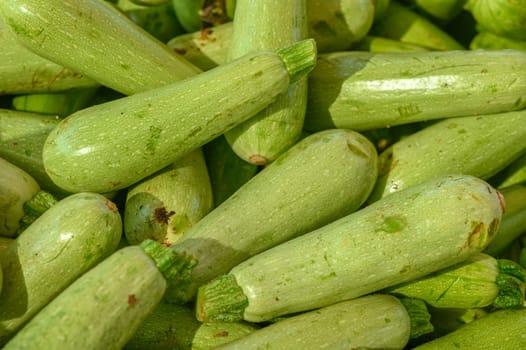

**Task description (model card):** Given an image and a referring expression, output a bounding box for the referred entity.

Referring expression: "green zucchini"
[464,0,526,41]
[215,294,411,350]
[130,0,170,6]
[124,148,214,246]
[470,31,526,51]
[371,0,464,50]
[353,35,431,52]
[42,39,317,193]
[369,111,526,201]
[373,0,391,22]
[0,108,66,196]
[305,50,526,132]
[413,308,526,349]
[387,253,526,309]
[405,0,467,22]
[224,0,308,165]
[191,322,259,350]
[0,18,97,95]
[491,152,526,189]
[196,174,503,323]
[171,0,206,32]
[428,307,488,337]
[0,192,122,345]
[0,0,200,95]
[166,129,378,303]
[3,245,167,350]
[0,158,40,237]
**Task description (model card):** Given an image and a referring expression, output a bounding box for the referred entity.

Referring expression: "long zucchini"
[196,175,503,323]
[42,39,316,193]
[0,192,122,345]
[305,50,526,131]
[0,0,200,95]
[166,129,378,303]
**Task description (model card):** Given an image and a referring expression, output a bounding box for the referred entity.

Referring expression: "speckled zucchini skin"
[227,175,503,322]
[0,192,122,345]
[3,246,166,350]
[305,50,526,131]
[0,0,200,95]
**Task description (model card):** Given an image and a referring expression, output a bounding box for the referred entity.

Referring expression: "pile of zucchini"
[1,0,525,349]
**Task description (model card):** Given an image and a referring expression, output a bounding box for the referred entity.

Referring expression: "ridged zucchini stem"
[17,190,58,233]
[196,275,248,323]
[398,297,434,340]
[277,39,317,84]
[493,259,526,308]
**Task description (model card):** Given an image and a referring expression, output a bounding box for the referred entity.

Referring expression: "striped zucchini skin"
[369,110,526,201]
[216,294,410,350]
[42,48,302,193]
[0,0,200,95]
[0,18,97,95]
[3,246,167,350]
[168,129,378,302]
[225,175,503,322]
[305,50,526,131]
[0,192,122,345]
[224,0,308,165]
[0,158,40,237]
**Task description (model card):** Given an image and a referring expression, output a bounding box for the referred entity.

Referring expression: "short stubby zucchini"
[42,39,316,193]
[196,175,504,323]
[0,192,122,345]
[305,49,526,131]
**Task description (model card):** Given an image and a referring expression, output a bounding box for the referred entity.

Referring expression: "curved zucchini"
[0,192,122,345]
[124,148,214,246]
[305,50,526,131]
[215,294,411,350]
[224,0,308,165]
[196,175,503,322]
[0,158,40,237]
[3,246,166,350]
[42,39,317,193]
[369,111,526,201]
[0,0,200,95]
[167,129,378,303]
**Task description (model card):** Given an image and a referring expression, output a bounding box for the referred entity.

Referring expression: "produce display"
[0,0,525,349]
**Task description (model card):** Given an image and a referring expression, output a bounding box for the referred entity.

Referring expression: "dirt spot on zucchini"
[105,199,118,213]
[128,294,137,308]
[154,207,175,225]
[214,331,229,338]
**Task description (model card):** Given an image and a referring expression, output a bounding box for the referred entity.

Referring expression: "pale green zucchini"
[492,152,526,189]
[387,253,526,309]
[215,294,411,350]
[0,18,97,95]
[196,175,503,323]
[371,0,464,50]
[3,245,167,350]
[369,111,526,201]
[0,236,12,252]
[166,129,378,303]
[0,192,122,345]
[484,184,526,256]
[405,0,467,22]
[353,35,430,52]
[224,0,308,165]
[42,39,316,193]
[470,31,526,50]
[124,148,214,245]
[0,0,200,95]
[413,308,526,349]
[464,0,526,41]
[191,322,259,350]
[0,108,66,195]
[305,50,526,132]
[0,158,40,237]
[428,307,488,337]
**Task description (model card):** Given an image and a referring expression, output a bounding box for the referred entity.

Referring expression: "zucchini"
[0,158,40,237]
[305,50,526,132]
[0,192,122,345]
[42,39,317,193]
[405,0,467,22]
[369,111,526,201]
[171,0,206,32]
[224,0,308,165]
[464,0,526,41]
[428,307,488,337]
[413,308,526,349]
[215,294,411,350]
[196,175,503,323]
[491,152,526,189]
[124,148,214,246]
[470,31,526,51]
[0,18,97,95]
[191,322,259,350]
[0,0,200,95]
[353,35,431,52]
[166,129,378,303]
[3,245,167,350]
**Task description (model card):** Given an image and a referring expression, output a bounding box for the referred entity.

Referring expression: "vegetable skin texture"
[0,192,122,345]
[197,174,503,322]
[167,129,378,303]
[0,0,200,95]
[464,0,526,41]
[214,294,410,350]
[2,246,166,350]
[42,40,316,193]
[305,50,526,132]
